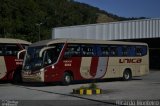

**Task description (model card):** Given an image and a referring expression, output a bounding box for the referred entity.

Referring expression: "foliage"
[0,0,146,42]
[77,82,98,90]
[88,82,98,89]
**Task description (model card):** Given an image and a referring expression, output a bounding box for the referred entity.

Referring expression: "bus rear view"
[0,38,31,82]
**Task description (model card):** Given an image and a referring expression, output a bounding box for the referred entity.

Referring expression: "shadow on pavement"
[11,77,142,87]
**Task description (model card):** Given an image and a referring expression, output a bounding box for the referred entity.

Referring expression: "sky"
[75,0,160,18]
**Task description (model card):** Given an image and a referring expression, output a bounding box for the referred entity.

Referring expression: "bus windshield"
[23,44,63,71]
[23,46,44,71]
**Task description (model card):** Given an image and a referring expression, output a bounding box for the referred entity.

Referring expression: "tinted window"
[5,45,20,56]
[64,44,81,57]
[63,44,147,57]
[0,45,4,56]
[44,48,60,65]
[99,46,109,56]
[121,46,129,56]
[110,46,118,56]
[135,46,147,56]
[81,45,96,57]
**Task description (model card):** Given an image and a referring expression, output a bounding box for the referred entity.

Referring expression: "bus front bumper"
[22,71,44,82]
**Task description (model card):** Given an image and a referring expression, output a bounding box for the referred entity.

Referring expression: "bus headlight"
[36,72,41,76]
[40,68,44,72]
[52,65,55,69]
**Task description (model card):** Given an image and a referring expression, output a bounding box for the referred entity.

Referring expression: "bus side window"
[142,46,147,55]
[110,46,118,56]
[127,46,135,56]
[44,48,60,65]
[136,46,142,56]
[100,46,109,56]
[136,46,147,56]
[0,45,4,56]
[81,45,95,57]
[5,45,20,56]
[122,46,128,56]
[64,44,81,57]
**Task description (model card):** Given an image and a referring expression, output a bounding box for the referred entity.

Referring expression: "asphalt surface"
[0,70,160,106]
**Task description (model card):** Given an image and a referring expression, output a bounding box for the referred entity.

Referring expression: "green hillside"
[0,0,144,42]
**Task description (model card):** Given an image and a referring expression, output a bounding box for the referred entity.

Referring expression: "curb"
[73,88,102,95]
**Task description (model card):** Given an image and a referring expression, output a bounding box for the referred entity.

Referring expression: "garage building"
[52,18,160,68]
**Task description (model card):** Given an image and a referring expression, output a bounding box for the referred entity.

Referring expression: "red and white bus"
[0,38,31,82]
[22,39,149,84]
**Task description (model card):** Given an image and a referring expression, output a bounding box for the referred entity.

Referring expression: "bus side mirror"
[17,49,26,59]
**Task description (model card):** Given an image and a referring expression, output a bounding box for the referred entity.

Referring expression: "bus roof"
[0,38,31,45]
[30,38,148,47]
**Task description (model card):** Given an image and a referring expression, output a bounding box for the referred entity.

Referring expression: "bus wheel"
[62,72,72,85]
[123,69,132,81]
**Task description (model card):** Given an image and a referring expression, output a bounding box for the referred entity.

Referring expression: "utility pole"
[36,23,43,41]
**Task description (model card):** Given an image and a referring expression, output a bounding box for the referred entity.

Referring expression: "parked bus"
[22,39,149,85]
[0,38,31,82]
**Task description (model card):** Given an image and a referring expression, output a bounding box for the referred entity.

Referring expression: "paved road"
[0,70,160,106]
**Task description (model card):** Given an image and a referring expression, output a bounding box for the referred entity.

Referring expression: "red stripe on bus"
[90,57,99,78]
[4,56,17,80]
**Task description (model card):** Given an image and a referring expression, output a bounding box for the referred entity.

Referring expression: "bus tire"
[123,69,132,81]
[62,72,72,85]
[13,70,22,84]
